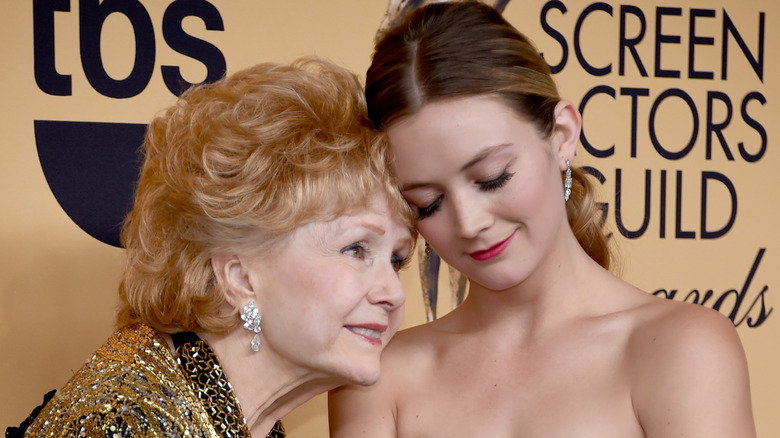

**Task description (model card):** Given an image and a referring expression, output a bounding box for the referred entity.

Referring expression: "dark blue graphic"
[32,0,226,247]
[35,121,146,247]
[34,0,226,98]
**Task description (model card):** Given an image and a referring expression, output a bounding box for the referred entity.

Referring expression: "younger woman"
[329,2,755,437]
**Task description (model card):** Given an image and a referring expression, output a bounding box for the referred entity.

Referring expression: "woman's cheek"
[417,220,446,250]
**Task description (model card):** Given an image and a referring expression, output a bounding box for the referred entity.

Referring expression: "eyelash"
[341,242,366,259]
[391,254,410,272]
[415,171,515,220]
[416,197,442,221]
[478,171,514,191]
[341,242,410,273]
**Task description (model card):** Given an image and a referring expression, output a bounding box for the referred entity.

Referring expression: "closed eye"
[477,171,514,191]
[391,253,410,272]
[415,195,442,221]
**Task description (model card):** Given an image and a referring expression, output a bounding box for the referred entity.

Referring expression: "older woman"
[16,57,414,437]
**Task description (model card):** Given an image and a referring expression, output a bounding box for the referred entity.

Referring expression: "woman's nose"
[367,264,406,312]
[451,192,493,239]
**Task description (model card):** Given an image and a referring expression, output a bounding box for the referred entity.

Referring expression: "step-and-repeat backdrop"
[1,1,776,436]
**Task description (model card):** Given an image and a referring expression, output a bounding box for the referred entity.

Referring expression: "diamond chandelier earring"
[563,160,572,202]
[241,300,262,352]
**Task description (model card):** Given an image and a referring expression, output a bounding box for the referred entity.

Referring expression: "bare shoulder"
[328,322,441,437]
[625,296,748,373]
[384,317,451,361]
[625,295,756,437]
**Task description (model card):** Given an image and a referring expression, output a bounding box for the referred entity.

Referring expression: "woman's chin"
[337,363,381,387]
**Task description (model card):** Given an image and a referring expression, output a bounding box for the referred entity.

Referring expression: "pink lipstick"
[469,231,516,261]
[346,324,387,346]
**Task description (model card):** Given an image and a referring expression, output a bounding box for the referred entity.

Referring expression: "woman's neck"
[197,331,341,437]
[459,238,605,341]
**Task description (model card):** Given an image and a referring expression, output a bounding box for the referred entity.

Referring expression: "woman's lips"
[469,231,516,261]
[345,324,387,346]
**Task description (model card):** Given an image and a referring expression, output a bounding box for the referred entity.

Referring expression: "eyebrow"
[358,221,413,249]
[360,222,386,236]
[400,143,512,191]
[460,143,512,171]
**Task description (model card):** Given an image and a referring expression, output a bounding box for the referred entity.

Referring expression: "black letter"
[620,87,650,157]
[653,288,678,299]
[574,2,612,76]
[540,1,568,73]
[688,9,715,79]
[714,248,765,324]
[659,169,667,238]
[579,85,615,158]
[742,284,772,327]
[582,166,610,236]
[736,249,773,327]
[700,171,737,239]
[683,289,715,305]
[619,5,648,76]
[675,170,695,238]
[706,91,734,160]
[33,0,71,95]
[649,88,698,160]
[654,7,682,78]
[161,0,226,96]
[79,0,155,98]
[615,168,651,238]
[721,11,764,81]
[739,91,767,162]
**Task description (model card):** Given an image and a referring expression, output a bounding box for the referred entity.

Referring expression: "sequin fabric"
[172,331,285,438]
[23,323,285,438]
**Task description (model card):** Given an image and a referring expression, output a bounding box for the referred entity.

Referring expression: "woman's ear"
[551,99,582,170]
[211,253,254,308]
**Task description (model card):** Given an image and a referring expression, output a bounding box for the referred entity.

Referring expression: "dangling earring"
[563,160,572,202]
[240,300,262,352]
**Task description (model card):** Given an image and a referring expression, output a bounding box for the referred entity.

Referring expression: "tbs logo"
[33,0,226,247]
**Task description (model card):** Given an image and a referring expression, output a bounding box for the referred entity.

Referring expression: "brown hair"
[366,1,611,270]
[118,57,415,333]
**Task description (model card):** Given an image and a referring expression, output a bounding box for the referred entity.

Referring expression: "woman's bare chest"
[394,331,644,438]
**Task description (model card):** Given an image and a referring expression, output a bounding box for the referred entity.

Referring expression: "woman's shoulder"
[626,294,741,356]
[378,322,442,374]
[624,295,754,432]
[25,324,210,437]
[590,275,746,379]
[590,271,739,353]
[382,312,469,365]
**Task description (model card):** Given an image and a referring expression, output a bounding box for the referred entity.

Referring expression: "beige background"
[1,1,777,436]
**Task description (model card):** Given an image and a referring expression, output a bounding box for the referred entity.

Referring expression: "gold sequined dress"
[22,323,285,438]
